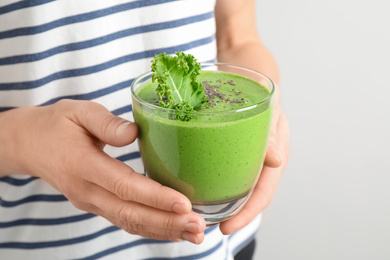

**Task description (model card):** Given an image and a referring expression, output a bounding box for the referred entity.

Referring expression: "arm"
[215,0,279,83]
[215,0,290,234]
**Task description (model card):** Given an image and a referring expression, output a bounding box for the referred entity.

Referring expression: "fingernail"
[266,145,282,167]
[182,232,199,244]
[116,121,131,135]
[185,222,200,233]
[169,237,183,242]
[171,202,189,214]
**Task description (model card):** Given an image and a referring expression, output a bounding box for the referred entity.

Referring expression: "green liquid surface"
[133,71,273,204]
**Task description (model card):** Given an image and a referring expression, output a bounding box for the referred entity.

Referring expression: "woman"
[0,0,289,259]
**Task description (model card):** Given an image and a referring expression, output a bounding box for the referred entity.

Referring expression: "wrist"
[0,107,34,176]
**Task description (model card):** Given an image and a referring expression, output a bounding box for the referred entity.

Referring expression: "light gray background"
[254,1,390,259]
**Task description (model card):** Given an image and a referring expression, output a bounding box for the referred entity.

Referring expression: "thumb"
[73,101,138,147]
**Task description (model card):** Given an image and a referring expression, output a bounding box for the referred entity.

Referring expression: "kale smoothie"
[132,67,273,204]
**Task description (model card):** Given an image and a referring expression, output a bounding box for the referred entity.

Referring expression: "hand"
[219,84,290,234]
[0,100,206,244]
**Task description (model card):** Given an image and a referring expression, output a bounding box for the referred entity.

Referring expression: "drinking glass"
[131,63,274,224]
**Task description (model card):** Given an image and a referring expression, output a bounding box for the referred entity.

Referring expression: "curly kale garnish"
[151,52,206,121]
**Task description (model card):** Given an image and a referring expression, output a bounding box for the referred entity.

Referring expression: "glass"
[131,63,274,224]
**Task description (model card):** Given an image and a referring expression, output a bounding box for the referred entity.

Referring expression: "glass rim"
[130,62,275,116]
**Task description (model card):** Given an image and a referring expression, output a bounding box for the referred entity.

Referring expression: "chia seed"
[200,78,246,110]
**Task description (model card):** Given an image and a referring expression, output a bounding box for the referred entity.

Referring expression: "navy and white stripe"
[0,1,260,259]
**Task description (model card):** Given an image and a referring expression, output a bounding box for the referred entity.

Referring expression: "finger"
[133,230,203,244]
[82,151,193,214]
[137,231,182,243]
[264,109,282,168]
[75,184,205,237]
[68,100,138,147]
[263,82,284,167]
[71,199,190,243]
[133,226,204,244]
[264,143,282,168]
[219,165,283,235]
[278,112,290,164]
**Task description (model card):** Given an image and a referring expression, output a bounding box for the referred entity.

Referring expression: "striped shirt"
[0,1,261,259]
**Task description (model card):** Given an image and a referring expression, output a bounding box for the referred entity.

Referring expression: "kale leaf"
[151,52,206,121]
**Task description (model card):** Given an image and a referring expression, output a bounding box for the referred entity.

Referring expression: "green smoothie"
[133,71,273,204]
